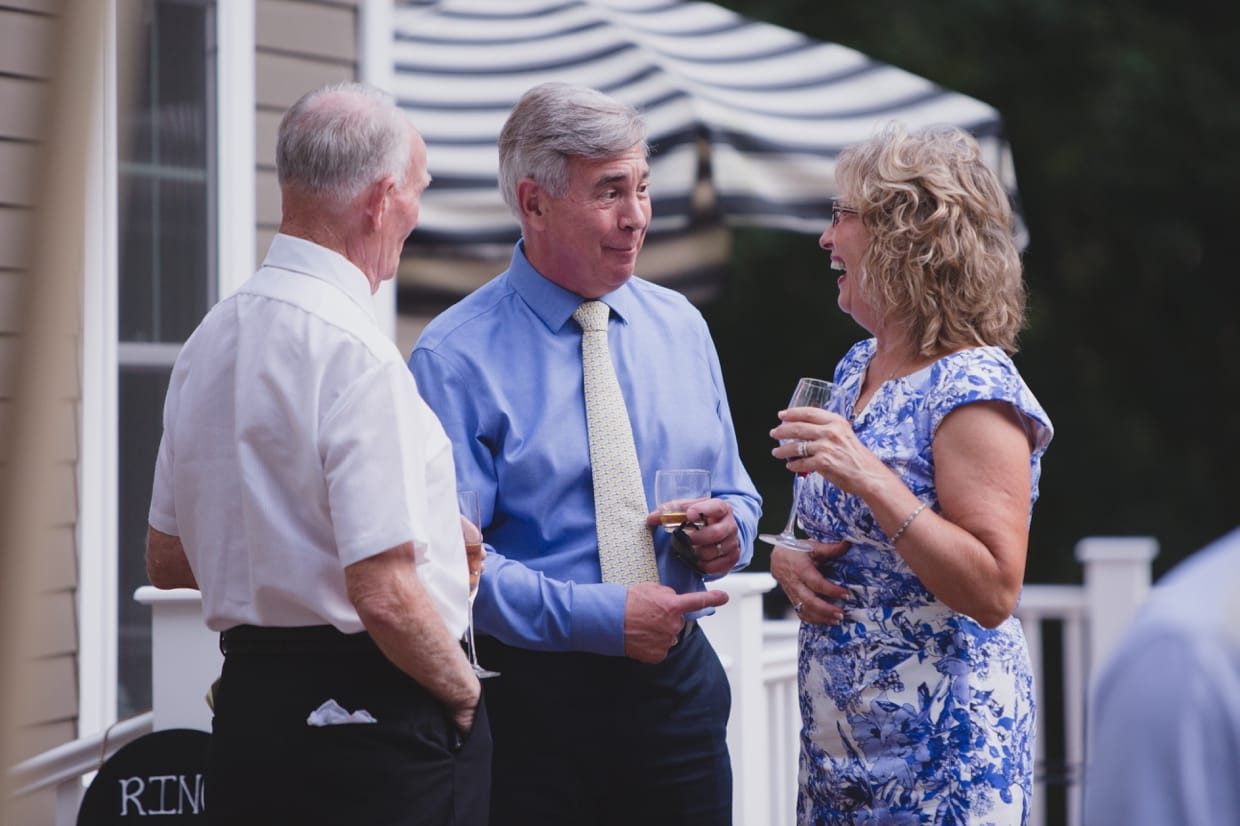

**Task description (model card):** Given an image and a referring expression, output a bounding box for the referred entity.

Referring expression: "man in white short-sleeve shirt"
[145,82,489,825]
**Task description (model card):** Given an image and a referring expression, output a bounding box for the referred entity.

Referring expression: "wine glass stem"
[467,596,482,668]
[780,473,805,537]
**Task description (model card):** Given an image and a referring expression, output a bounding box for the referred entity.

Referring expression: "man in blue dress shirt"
[408,82,761,825]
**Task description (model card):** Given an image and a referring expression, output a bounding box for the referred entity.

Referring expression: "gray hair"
[497,82,648,217]
[276,82,412,204]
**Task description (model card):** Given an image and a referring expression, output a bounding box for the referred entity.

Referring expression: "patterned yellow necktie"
[574,300,659,585]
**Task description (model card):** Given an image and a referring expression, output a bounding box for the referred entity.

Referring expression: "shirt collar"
[262,233,377,321]
[507,240,638,332]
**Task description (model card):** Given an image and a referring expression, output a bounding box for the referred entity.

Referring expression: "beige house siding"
[255,0,360,265]
[0,0,81,767]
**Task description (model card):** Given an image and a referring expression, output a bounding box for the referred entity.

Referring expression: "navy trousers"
[206,625,491,826]
[477,623,732,826]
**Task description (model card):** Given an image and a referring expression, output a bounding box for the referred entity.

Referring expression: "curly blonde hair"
[836,122,1025,355]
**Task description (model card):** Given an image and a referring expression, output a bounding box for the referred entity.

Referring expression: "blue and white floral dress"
[794,340,1053,826]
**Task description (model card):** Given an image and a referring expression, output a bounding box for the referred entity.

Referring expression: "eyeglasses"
[830,200,858,226]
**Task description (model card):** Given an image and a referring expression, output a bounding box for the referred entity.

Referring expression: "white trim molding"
[360,0,397,341]
[77,0,121,738]
[216,0,256,300]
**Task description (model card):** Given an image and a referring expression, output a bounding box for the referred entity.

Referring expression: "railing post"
[1073,536,1158,684]
[133,586,221,732]
[697,572,777,826]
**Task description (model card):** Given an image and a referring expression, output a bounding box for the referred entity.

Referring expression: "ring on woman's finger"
[793,601,804,614]
[797,440,809,458]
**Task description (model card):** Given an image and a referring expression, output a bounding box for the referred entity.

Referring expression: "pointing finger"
[678,589,729,613]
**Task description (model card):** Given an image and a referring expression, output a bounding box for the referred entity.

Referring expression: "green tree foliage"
[704,0,1240,582]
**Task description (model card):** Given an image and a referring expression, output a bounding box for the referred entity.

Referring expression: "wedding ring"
[797,441,809,458]
[793,601,804,614]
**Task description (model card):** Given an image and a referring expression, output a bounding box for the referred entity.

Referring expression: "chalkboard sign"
[78,728,209,823]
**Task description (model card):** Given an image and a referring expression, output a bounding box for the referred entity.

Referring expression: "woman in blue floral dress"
[768,123,1053,825]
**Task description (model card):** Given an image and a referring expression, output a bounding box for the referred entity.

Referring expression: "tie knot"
[574,300,610,332]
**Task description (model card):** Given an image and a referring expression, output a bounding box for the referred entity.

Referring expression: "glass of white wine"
[654,469,711,532]
[457,489,499,679]
[758,377,834,551]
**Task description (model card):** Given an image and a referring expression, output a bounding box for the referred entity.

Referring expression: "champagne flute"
[757,378,834,551]
[458,489,500,678]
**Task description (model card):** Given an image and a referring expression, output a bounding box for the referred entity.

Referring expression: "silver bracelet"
[890,502,927,545]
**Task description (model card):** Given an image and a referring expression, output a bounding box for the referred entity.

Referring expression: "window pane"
[118,174,210,342]
[117,0,212,344]
[117,366,172,719]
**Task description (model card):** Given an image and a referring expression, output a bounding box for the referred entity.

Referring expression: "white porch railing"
[4,711,153,825]
[8,536,1157,825]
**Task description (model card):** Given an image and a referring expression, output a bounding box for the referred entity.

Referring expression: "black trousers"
[477,624,732,826]
[207,625,491,826]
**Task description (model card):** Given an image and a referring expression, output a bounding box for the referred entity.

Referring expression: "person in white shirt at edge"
[144,82,490,825]
[1083,526,1240,826]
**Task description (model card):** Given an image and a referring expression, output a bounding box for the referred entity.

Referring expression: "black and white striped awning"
[391,0,1022,308]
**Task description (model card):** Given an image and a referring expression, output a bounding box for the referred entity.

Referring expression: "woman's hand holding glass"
[772,403,891,499]
[758,378,835,551]
[767,389,912,624]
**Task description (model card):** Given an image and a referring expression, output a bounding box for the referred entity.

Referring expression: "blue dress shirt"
[409,242,761,657]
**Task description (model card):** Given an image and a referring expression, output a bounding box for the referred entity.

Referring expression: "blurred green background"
[702,0,1239,584]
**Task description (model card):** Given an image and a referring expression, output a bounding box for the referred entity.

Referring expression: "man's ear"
[365,175,396,230]
[516,178,547,227]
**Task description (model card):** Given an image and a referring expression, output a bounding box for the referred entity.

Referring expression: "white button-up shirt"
[149,234,467,637]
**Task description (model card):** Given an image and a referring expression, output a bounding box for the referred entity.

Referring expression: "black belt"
[219,624,376,655]
[221,621,697,655]
[220,624,471,656]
